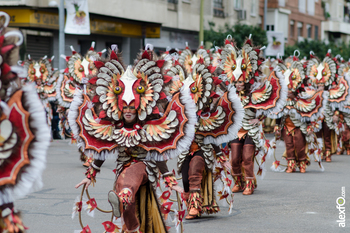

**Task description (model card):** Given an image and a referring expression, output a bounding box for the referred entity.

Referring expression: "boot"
[185,207,201,220]
[231,175,244,192]
[185,191,202,220]
[299,161,306,173]
[242,180,254,195]
[286,159,296,173]
[230,142,243,175]
[325,150,332,162]
[241,144,255,178]
[108,190,122,218]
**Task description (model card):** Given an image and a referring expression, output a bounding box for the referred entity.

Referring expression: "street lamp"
[49,0,65,70]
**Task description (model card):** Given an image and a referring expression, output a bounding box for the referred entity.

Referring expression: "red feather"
[92,95,99,103]
[94,61,105,69]
[99,110,107,118]
[257,60,262,66]
[159,92,167,99]
[1,63,11,76]
[163,75,172,83]
[254,71,259,76]
[210,92,220,98]
[249,78,255,84]
[1,45,15,55]
[225,39,230,45]
[72,51,77,55]
[245,39,252,45]
[89,77,98,84]
[208,65,216,73]
[142,51,150,60]
[152,106,160,114]
[213,76,222,85]
[110,51,118,60]
[156,60,165,68]
[65,56,71,61]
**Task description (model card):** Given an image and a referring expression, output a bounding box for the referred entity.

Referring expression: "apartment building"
[2,0,261,67]
[260,0,324,46]
[322,0,350,44]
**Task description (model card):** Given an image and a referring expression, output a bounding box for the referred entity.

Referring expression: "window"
[213,0,225,17]
[299,0,306,13]
[250,0,256,16]
[290,20,295,37]
[168,0,178,11]
[307,0,315,15]
[297,22,303,37]
[307,24,312,38]
[278,0,285,7]
[315,25,319,40]
[266,25,274,31]
[234,0,243,9]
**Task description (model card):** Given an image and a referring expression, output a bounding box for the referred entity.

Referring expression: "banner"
[65,0,90,35]
[265,31,284,56]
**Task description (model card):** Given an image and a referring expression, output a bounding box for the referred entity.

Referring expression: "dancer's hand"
[222,161,232,171]
[287,91,295,99]
[333,115,339,123]
[249,119,260,126]
[75,178,91,190]
[169,185,184,194]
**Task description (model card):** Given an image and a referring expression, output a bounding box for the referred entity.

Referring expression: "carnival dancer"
[0,11,51,232]
[167,44,244,219]
[305,51,339,162]
[71,45,196,233]
[331,57,350,155]
[271,53,327,173]
[22,55,59,136]
[57,42,104,166]
[219,36,287,194]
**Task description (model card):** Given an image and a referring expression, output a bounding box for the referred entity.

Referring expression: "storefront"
[3,8,161,67]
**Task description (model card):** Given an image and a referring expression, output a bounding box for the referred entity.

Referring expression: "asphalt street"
[16,135,350,233]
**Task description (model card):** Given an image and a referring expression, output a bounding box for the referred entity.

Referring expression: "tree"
[284,40,350,60]
[204,22,268,48]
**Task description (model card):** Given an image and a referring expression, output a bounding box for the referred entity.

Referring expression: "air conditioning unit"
[237,9,246,20]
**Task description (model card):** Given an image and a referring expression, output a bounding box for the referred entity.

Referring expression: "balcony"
[322,20,350,35]
[167,0,178,11]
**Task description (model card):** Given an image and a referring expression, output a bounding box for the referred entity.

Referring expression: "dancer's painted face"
[235,80,245,92]
[122,105,136,123]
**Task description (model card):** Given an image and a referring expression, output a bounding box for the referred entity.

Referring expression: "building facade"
[2,0,262,68]
[322,0,350,44]
[260,0,324,46]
